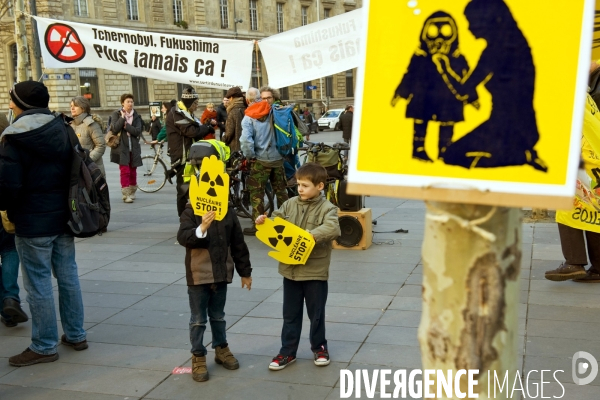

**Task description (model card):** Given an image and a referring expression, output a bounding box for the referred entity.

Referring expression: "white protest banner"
[34,17,254,90]
[258,9,362,88]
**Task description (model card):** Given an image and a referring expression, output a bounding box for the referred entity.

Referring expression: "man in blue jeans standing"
[0,81,87,366]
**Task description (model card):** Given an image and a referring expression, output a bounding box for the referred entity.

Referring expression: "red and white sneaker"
[314,346,330,366]
[269,354,296,371]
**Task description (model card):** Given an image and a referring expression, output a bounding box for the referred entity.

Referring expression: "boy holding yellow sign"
[255,163,340,370]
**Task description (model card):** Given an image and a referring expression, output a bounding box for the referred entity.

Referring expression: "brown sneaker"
[214,345,239,370]
[9,348,58,367]
[61,334,89,351]
[544,263,587,281]
[573,269,600,283]
[192,354,209,382]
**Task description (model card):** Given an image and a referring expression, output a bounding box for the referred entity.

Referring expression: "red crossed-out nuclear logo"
[44,23,86,63]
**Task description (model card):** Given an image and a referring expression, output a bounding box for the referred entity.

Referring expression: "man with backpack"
[240,86,289,235]
[166,86,214,217]
[0,81,87,367]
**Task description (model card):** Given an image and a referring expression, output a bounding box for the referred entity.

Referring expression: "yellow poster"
[348,0,594,208]
[189,155,229,221]
[256,217,315,265]
[556,94,600,233]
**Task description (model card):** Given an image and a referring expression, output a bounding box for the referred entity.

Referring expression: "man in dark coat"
[0,81,87,367]
[166,86,214,216]
[338,105,354,144]
[216,97,228,140]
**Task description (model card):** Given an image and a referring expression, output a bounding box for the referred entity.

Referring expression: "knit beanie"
[9,81,50,110]
[180,86,199,109]
[225,86,243,99]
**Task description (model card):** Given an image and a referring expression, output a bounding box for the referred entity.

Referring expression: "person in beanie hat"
[166,86,214,216]
[223,86,246,152]
[0,81,88,367]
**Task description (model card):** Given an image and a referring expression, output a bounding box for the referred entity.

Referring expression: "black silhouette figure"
[433,0,547,171]
[268,225,293,248]
[392,11,475,162]
[200,171,225,197]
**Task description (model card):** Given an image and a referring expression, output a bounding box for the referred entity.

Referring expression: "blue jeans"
[188,282,228,356]
[15,234,86,355]
[0,248,21,322]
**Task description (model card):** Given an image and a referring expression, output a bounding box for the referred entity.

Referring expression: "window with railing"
[345,70,354,98]
[132,76,149,105]
[325,75,334,98]
[79,68,101,107]
[126,0,139,21]
[276,3,284,33]
[219,0,229,29]
[74,0,88,17]
[249,0,258,31]
[280,87,289,100]
[301,6,308,26]
[173,0,183,23]
[305,81,312,99]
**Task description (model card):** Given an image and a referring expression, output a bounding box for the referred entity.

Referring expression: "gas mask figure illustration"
[392,11,476,162]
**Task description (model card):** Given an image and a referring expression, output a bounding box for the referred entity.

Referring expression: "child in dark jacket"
[0,115,28,328]
[255,163,340,370]
[177,182,252,382]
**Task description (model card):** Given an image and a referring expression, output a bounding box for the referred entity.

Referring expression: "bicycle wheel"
[138,156,167,193]
[230,175,252,219]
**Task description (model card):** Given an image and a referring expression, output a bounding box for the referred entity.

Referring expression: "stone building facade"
[0,0,361,120]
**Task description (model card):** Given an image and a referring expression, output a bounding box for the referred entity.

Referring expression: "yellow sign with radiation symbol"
[256,217,315,265]
[348,0,594,209]
[189,155,229,221]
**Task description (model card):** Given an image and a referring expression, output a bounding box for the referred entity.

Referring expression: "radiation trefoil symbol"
[256,217,315,265]
[189,155,229,221]
[268,225,293,248]
[44,23,86,63]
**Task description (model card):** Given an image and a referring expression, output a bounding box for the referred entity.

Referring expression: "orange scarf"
[245,101,271,119]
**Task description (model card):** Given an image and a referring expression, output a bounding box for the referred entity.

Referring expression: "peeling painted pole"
[419,202,521,399]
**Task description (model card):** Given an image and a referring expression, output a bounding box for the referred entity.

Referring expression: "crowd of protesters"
[0,80,343,380]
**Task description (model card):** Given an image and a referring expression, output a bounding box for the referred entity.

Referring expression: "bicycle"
[138,140,170,193]
[227,151,275,218]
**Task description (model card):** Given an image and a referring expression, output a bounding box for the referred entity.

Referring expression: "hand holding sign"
[256,217,315,265]
[189,155,229,220]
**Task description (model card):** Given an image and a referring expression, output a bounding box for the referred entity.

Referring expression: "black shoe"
[1,317,17,328]
[544,263,587,281]
[243,226,257,236]
[61,334,89,351]
[573,269,600,283]
[3,298,28,323]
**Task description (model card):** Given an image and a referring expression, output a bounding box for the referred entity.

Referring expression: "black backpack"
[64,118,111,237]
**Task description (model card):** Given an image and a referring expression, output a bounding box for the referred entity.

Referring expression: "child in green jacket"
[255,162,340,370]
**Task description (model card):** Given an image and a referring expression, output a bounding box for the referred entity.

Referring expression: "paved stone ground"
[0,130,599,399]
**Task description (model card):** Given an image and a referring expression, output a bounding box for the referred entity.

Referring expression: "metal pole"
[317,0,324,104]
[30,0,43,81]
